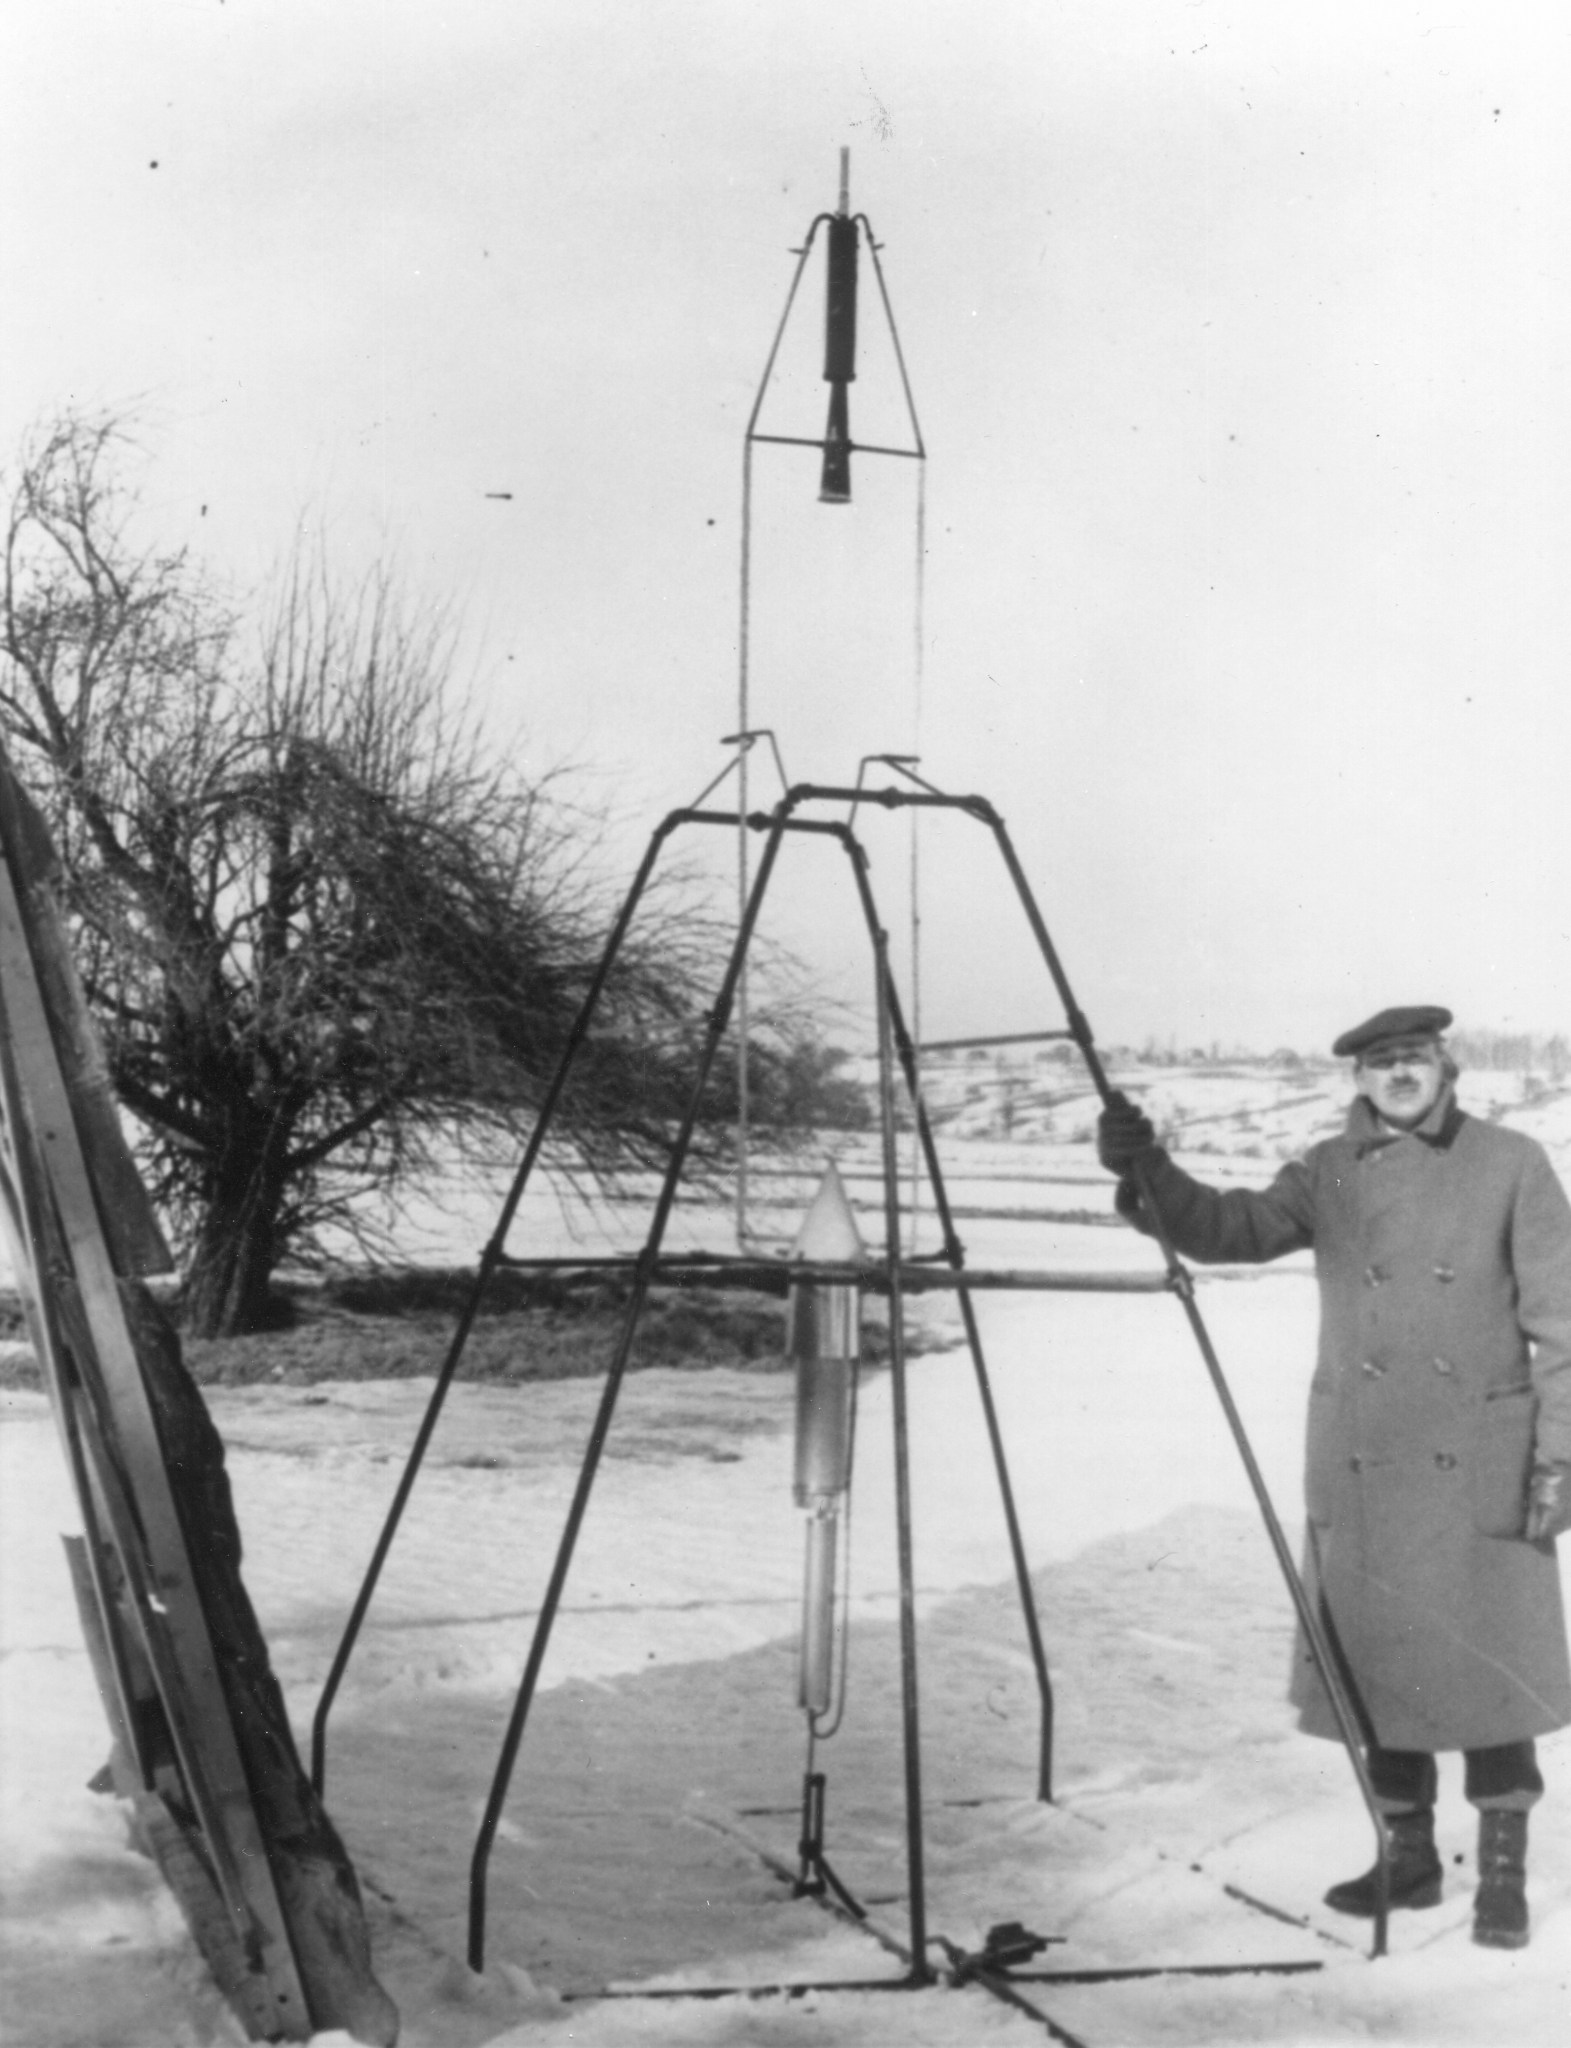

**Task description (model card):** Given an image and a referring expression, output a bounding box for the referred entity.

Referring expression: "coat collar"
[1345,1086,1465,1155]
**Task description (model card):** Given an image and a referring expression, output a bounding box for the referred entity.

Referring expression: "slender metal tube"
[736,225,825,1245]
[859,223,927,460]
[981,803,1391,1956]
[870,922,931,1984]
[837,826,1057,1798]
[467,802,797,1972]
[310,815,681,1793]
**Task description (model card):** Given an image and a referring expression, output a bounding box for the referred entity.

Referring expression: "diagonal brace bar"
[466,802,797,1971]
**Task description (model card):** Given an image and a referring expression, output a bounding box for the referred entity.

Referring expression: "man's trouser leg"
[1462,1739,1543,1813]
[1323,1747,1442,1916]
[1367,1747,1438,1817]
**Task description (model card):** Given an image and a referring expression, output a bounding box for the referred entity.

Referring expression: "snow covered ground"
[4,1091,1571,2046]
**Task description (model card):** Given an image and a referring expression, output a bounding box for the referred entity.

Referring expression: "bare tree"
[0,412,756,1334]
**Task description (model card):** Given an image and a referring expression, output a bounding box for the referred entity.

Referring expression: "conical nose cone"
[791,1161,865,1263]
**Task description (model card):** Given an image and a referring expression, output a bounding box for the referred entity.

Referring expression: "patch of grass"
[0,1270,937,1392]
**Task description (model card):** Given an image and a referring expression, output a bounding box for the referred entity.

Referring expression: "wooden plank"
[0,849,312,2039]
[0,1048,156,1791]
[0,769,397,2046]
[63,1538,283,2039]
[0,763,170,1275]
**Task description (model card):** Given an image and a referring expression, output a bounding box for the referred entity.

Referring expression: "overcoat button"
[1364,1264,1385,1286]
[1434,1452,1457,1470]
[1433,1264,1455,1282]
[1361,1359,1383,1377]
[1349,1455,1363,1472]
[1432,1356,1454,1376]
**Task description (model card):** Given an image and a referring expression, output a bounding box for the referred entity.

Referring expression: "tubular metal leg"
[983,803,1392,1957]
[466,806,795,1972]
[839,828,1058,1800]
[870,924,932,1984]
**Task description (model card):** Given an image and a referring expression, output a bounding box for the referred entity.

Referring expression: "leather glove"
[1096,1092,1158,1176]
[1524,1460,1571,1542]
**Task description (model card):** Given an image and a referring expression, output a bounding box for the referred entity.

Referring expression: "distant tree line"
[1124,1036,1571,1077]
[1448,1031,1571,1080]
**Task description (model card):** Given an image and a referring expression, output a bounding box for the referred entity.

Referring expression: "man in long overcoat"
[1097,1006,1571,1949]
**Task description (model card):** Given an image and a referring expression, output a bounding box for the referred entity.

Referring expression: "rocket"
[788,1161,865,1716]
[818,154,858,504]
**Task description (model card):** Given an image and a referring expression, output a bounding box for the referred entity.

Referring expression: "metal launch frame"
[732,147,927,1243]
[312,765,1395,1993]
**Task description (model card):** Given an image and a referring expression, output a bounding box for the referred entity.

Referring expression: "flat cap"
[1332,1005,1452,1059]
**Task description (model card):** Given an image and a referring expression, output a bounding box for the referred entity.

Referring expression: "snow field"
[4,1114,1571,2044]
[5,1274,1569,2043]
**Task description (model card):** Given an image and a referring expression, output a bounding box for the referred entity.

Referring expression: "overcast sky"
[5,2,1570,1053]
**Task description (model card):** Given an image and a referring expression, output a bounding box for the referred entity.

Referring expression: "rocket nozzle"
[819,384,851,504]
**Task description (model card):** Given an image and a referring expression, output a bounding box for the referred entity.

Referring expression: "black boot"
[1323,1808,1442,1917]
[1473,1809,1529,1950]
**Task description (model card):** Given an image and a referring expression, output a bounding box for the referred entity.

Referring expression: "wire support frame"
[733,202,927,1248]
[311,775,1391,1981]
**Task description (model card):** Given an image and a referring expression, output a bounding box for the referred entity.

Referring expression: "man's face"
[1357,1037,1446,1128]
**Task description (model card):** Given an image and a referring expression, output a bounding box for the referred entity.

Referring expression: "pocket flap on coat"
[1471,1385,1538,1539]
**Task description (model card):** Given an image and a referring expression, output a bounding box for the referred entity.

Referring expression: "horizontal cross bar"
[491,1253,1171,1296]
[918,1030,1077,1053]
[997,1961,1325,1984]
[746,433,923,461]
[568,1976,928,2002]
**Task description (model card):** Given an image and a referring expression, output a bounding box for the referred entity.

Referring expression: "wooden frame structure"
[0,751,395,2044]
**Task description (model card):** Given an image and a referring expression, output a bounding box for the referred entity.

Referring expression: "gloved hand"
[1524,1461,1571,1543]
[1096,1092,1158,1176]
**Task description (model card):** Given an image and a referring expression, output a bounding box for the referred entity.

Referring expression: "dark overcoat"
[1117,1090,1571,1751]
